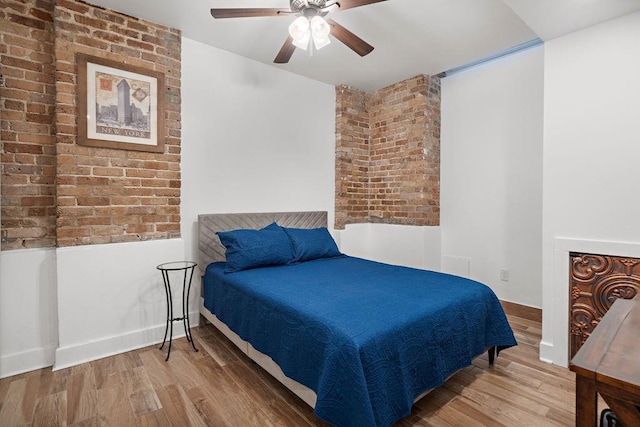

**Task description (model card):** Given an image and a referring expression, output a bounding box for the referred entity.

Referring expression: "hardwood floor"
[0,313,578,426]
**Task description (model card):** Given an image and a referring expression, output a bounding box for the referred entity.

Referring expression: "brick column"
[334,75,441,229]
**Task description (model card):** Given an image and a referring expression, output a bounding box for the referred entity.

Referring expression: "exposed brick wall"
[335,75,441,229]
[1,0,182,249]
[1,0,57,249]
[54,0,182,246]
[335,85,369,229]
[369,75,440,225]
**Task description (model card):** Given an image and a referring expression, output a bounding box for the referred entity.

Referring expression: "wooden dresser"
[570,294,640,426]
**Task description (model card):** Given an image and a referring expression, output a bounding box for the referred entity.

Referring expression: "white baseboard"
[53,311,200,371]
[0,345,57,379]
[538,340,564,366]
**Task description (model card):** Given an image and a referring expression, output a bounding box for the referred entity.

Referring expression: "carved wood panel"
[570,252,640,359]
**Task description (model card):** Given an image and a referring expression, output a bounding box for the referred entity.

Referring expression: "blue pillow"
[217,222,294,273]
[282,227,341,263]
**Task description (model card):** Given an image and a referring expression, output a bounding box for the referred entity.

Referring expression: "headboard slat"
[197,211,328,270]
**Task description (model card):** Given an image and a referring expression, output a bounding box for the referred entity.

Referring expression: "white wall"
[180,37,336,265]
[440,45,544,307]
[541,11,640,366]
[338,224,441,271]
[53,239,186,370]
[0,249,58,377]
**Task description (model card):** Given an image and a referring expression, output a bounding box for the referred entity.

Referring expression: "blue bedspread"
[203,256,516,426]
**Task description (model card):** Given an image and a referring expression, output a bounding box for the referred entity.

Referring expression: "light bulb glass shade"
[312,34,331,50]
[310,16,330,39]
[310,16,331,50]
[292,31,310,50]
[289,16,310,40]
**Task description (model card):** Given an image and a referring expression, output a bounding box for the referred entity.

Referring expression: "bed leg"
[488,346,496,366]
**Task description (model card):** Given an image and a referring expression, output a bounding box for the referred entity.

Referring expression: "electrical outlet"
[500,269,509,282]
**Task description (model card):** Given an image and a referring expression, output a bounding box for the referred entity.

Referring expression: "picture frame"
[76,54,165,153]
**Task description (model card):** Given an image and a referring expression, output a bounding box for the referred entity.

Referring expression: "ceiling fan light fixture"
[293,32,311,50]
[310,15,331,50]
[289,16,310,50]
[312,33,331,50]
[211,0,385,64]
[310,16,330,38]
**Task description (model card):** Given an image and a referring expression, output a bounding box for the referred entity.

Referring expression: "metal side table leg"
[157,261,198,361]
[182,265,198,352]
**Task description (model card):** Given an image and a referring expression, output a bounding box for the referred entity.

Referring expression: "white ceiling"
[86,0,640,91]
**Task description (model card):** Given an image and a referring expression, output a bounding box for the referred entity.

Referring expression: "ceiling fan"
[210,0,388,64]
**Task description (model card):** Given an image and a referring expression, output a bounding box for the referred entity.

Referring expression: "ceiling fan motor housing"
[290,0,330,13]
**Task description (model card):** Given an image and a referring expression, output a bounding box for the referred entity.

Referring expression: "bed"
[198,211,516,427]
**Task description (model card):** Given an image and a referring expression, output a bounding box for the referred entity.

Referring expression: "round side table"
[157,261,199,361]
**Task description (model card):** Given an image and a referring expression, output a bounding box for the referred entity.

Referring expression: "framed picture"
[76,54,165,153]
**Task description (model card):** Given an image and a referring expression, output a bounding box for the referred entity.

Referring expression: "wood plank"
[454,371,573,423]
[119,365,163,417]
[193,357,242,398]
[0,375,12,407]
[185,385,231,426]
[138,348,179,390]
[206,326,246,362]
[120,366,154,395]
[160,350,205,390]
[66,371,98,425]
[459,391,564,427]
[413,386,458,416]
[545,406,576,427]
[21,369,40,422]
[155,383,208,427]
[34,367,55,401]
[500,300,542,323]
[134,408,172,427]
[497,348,575,380]
[32,391,67,427]
[0,379,28,425]
[237,357,326,426]
[50,368,71,395]
[427,397,487,426]
[502,355,574,391]
[129,388,162,417]
[115,350,144,372]
[195,330,240,367]
[224,358,315,426]
[444,370,549,417]
[91,356,122,391]
[460,366,575,415]
[447,397,508,426]
[0,312,579,426]
[97,385,137,426]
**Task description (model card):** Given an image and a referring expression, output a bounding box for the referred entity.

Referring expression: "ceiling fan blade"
[274,36,296,64]
[326,18,374,57]
[319,3,340,13]
[210,8,293,19]
[332,0,388,12]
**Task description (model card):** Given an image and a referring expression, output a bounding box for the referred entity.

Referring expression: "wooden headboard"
[197,211,328,270]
